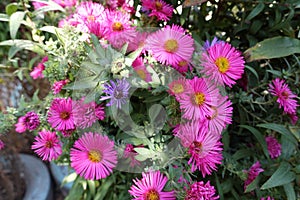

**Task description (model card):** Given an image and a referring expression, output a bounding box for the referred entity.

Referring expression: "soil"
[0,130,66,200]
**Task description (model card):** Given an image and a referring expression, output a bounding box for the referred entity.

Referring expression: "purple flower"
[265,136,281,159]
[23,111,40,131]
[244,161,264,191]
[184,181,219,200]
[100,78,130,109]
[202,37,221,51]
[52,79,69,95]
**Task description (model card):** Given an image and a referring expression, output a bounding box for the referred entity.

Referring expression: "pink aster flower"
[203,95,233,135]
[171,59,192,74]
[265,136,281,159]
[127,31,149,54]
[178,77,219,121]
[30,56,48,79]
[61,129,76,138]
[31,130,62,161]
[72,1,105,33]
[184,181,219,200]
[70,132,118,180]
[129,170,176,199]
[23,111,40,131]
[269,78,298,115]
[15,116,27,133]
[201,41,245,87]
[52,79,69,95]
[32,1,47,10]
[132,57,152,82]
[73,98,105,129]
[168,78,191,101]
[244,161,264,191]
[53,0,76,8]
[0,139,5,150]
[141,0,173,21]
[174,120,223,177]
[146,24,194,66]
[261,196,274,200]
[47,98,75,131]
[102,10,137,49]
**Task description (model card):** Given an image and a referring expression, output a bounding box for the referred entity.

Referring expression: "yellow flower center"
[112,22,124,31]
[88,150,102,163]
[172,83,184,94]
[215,57,230,73]
[60,111,70,120]
[144,189,160,200]
[155,1,163,11]
[87,15,95,22]
[164,39,178,53]
[178,60,188,67]
[136,69,147,80]
[193,92,205,105]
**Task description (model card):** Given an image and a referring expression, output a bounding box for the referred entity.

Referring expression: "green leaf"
[245,65,259,80]
[0,13,9,22]
[94,179,114,200]
[0,39,45,55]
[261,162,295,190]
[257,123,297,145]
[87,180,96,198]
[232,149,254,161]
[5,3,18,16]
[39,25,57,34]
[245,176,260,193]
[240,125,269,159]
[9,11,25,39]
[283,182,296,200]
[65,75,98,90]
[245,3,265,21]
[244,37,300,62]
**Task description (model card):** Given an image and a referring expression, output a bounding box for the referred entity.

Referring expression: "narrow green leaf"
[245,65,259,80]
[261,162,295,190]
[245,176,260,193]
[246,3,265,21]
[39,25,57,34]
[257,123,297,145]
[283,183,296,200]
[239,125,269,159]
[232,149,254,160]
[0,39,45,55]
[65,75,98,90]
[0,13,9,22]
[94,179,114,200]
[244,37,300,62]
[9,11,25,39]
[87,180,96,198]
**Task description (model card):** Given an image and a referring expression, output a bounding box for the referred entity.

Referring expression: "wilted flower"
[265,136,281,159]
[184,181,219,200]
[244,161,264,191]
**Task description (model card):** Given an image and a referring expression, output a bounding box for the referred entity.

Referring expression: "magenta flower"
[30,56,48,79]
[146,24,194,66]
[102,10,137,49]
[100,78,131,109]
[70,132,118,180]
[128,170,176,199]
[178,77,219,121]
[174,120,223,177]
[141,0,173,21]
[53,0,76,8]
[23,111,40,131]
[203,94,233,135]
[269,78,298,115]
[52,79,69,95]
[47,98,75,131]
[265,136,281,159]
[171,59,192,74]
[184,181,219,200]
[201,41,245,87]
[73,98,105,129]
[261,196,274,200]
[132,57,152,82]
[31,130,62,161]
[0,139,5,150]
[127,31,149,53]
[244,161,264,191]
[15,116,27,133]
[123,144,141,167]
[168,78,191,101]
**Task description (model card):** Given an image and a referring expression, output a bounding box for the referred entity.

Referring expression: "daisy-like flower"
[73,98,105,129]
[244,161,264,191]
[72,1,105,33]
[30,56,48,79]
[132,57,152,82]
[23,111,40,131]
[168,78,190,101]
[15,116,27,133]
[201,41,245,87]
[171,59,192,74]
[102,10,137,49]
[178,77,219,121]
[146,25,194,66]
[53,0,76,8]
[128,170,176,199]
[141,0,173,21]
[47,98,75,131]
[265,136,281,159]
[174,120,223,177]
[70,132,117,180]
[31,130,62,161]
[127,31,149,54]
[203,94,233,135]
[268,78,298,114]
[184,181,219,200]
[52,79,69,95]
[100,78,131,109]
[0,139,5,150]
